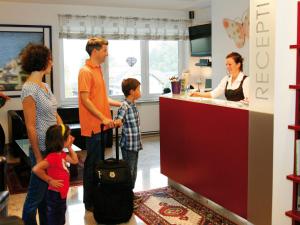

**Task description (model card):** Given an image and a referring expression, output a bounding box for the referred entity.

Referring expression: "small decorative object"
[126,57,137,67]
[169,76,179,82]
[169,76,181,95]
[180,78,186,95]
[196,78,202,92]
[223,9,249,48]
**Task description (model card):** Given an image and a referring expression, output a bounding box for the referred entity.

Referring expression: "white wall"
[193,7,211,25]
[211,0,249,92]
[272,0,297,224]
[188,7,212,89]
[0,1,188,143]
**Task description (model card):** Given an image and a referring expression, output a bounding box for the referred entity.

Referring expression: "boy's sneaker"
[134,195,142,202]
[133,201,140,210]
[133,194,142,210]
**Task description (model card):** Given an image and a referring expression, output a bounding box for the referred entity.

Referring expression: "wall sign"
[249,1,275,114]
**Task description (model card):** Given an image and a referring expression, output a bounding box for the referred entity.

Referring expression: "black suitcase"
[93,124,133,224]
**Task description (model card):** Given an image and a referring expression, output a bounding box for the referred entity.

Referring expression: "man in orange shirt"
[78,37,121,211]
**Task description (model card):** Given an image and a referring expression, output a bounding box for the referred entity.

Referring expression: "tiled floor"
[7,135,167,225]
[6,135,252,225]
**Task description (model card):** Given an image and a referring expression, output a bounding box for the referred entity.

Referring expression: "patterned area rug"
[6,155,84,194]
[134,187,236,225]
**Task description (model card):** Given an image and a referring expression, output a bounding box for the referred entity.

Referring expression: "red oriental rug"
[134,187,237,225]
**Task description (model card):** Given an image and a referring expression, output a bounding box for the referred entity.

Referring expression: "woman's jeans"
[22,150,48,225]
[121,149,139,189]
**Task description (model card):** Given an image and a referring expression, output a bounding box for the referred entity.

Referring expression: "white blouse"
[210,72,249,100]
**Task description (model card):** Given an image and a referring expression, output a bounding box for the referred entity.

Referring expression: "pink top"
[45,152,70,199]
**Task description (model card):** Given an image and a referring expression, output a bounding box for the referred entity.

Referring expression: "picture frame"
[0,24,52,97]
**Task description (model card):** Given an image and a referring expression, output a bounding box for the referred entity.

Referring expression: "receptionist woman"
[190,52,249,102]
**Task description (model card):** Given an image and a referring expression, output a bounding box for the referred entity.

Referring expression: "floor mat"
[134,186,237,225]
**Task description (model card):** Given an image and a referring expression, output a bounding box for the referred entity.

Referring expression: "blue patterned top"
[116,99,142,152]
[21,82,58,152]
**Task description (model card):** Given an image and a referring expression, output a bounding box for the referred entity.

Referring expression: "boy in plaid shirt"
[115,78,143,207]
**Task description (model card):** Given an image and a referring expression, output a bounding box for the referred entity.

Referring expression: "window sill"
[136,99,159,104]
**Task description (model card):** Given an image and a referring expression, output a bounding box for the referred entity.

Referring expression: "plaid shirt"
[116,99,142,152]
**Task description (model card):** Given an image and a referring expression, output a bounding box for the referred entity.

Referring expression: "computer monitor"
[205,78,212,89]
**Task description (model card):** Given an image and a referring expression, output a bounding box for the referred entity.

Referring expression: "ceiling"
[0,0,211,10]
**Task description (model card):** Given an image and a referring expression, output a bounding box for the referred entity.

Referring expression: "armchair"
[7,110,27,157]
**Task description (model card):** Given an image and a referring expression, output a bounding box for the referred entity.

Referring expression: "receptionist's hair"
[226,52,244,72]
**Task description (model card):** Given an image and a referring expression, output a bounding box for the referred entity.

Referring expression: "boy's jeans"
[121,148,139,189]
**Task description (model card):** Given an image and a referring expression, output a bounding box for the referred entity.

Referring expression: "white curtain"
[58,14,191,40]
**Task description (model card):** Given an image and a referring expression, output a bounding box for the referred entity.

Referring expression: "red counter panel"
[160,97,249,218]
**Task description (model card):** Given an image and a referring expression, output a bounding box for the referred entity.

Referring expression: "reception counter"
[159,94,249,218]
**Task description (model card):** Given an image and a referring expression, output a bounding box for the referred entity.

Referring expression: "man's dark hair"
[86,37,108,56]
[45,124,70,155]
[20,44,51,74]
[226,52,244,72]
[122,78,141,97]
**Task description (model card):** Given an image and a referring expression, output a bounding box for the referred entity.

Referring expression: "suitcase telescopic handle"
[100,123,119,161]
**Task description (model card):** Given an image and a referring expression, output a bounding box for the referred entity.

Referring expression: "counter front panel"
[160,96,249,218]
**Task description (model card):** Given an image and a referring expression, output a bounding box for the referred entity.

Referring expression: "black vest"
[224,75,247,102]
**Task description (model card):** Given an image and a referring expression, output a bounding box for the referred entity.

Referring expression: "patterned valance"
[58,14,191,40]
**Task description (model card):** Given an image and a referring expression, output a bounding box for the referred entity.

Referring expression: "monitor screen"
[190,36,211,57]
[189,24,211,57]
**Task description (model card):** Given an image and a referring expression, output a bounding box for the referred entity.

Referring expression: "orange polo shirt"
[78,59,111,137]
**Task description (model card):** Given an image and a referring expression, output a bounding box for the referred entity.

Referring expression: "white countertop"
[160,93,249,111]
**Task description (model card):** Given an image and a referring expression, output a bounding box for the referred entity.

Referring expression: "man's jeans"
[83,131,107,209]
[121,149,139,189]
[22,150,48,225]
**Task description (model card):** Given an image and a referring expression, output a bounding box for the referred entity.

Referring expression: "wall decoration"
[0,25,52,97]
[223,9,249,48]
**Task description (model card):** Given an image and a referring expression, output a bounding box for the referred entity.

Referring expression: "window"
[149,40,178,94]
[108,40,141,96]
[62,39,187,102]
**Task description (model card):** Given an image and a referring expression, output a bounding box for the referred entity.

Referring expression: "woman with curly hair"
[20,44,63,225]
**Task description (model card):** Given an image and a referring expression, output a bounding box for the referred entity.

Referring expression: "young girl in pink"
[33,124,78,225]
